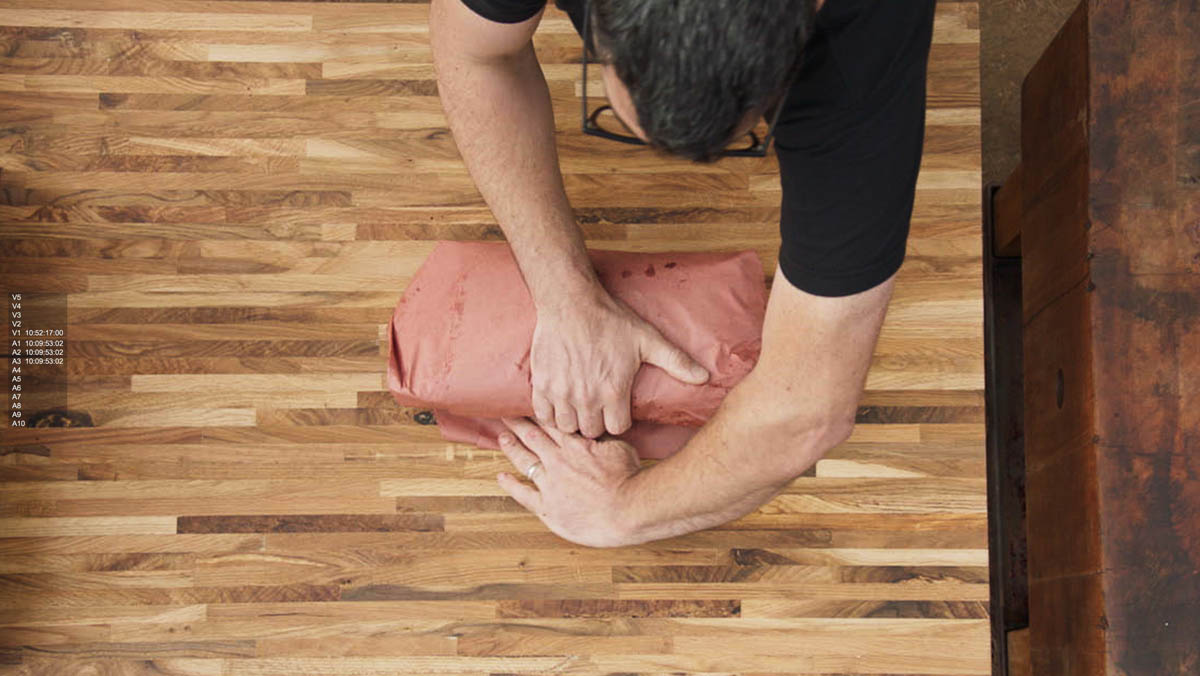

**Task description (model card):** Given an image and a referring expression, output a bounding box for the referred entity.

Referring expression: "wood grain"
[1013,1,1200,673]
[0,0,986,673]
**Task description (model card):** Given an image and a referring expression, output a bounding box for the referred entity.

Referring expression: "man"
[429,0,936,547]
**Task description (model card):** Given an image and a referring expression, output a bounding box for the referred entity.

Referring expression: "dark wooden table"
[986,0,1200,673]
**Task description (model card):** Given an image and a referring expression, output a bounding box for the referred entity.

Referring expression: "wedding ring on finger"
[525,460,544,482]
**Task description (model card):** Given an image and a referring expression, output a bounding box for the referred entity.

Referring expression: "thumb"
[641,331,709,385]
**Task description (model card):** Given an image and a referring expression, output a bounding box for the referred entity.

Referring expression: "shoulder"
[770,0,937,298]
[458,0,547,24]
[817,0,938,97]
[430,0,545,59]
[775,0,936,141]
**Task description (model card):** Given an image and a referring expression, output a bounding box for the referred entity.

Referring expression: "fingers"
[497,470,541,512]
[497,428,543,479]
[603,399,633,435]
[502,416,561,459]
[640,329,709,385]
[551,387,620,438]
[496,427,547,513]
[530,361,576,433]
[553,403,579,435]
[536,379,631,439]
[576,404,606,439]
[596,380,632,436]
[532,392,555,427]
[509,415,571,450]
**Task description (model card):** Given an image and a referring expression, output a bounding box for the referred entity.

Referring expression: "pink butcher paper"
[385,240,768,460]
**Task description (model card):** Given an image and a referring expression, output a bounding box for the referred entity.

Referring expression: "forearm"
[614,370,844,545]
[433,40,600,309]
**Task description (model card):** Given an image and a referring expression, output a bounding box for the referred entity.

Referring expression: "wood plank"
[1007,627,1032,676]
[0,0,986,671]
[1085,0,1200,670]
[1013,0,1200,671]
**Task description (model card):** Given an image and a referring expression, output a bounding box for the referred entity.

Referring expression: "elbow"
[768,408,855,479]
[723,372,858,480]
[820,410,856,454]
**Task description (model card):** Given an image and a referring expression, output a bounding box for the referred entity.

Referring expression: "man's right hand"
[431,0,707,433]
[531,290,710,438]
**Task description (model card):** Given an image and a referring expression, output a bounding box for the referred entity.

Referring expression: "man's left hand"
[496,416,642,548]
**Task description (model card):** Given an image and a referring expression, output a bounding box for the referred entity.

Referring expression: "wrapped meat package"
[385,241,767,460]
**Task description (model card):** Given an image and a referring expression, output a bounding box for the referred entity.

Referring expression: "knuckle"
[598,379,625,398]
[641,326,667,347]
[607,422,630,437]
[572,392,601,411]
[596,440,622,455]
[608,411,633,433]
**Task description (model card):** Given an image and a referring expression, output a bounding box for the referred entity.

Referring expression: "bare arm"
[429,0,709,438]
[614,265,895,544]
[493,263,895,547]
[429,0,595,306]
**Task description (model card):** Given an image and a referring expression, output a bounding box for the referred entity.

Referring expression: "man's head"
[590,0,818,162]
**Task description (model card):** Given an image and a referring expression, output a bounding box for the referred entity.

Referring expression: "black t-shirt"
[457,0,936,297]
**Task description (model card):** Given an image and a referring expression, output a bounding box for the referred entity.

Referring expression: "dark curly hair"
[589,0,818,162]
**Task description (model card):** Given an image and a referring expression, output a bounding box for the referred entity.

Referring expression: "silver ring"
[524,460,544,481]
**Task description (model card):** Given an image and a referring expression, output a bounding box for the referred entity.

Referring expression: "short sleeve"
[773,0,936,297]
[459,0,546,23]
